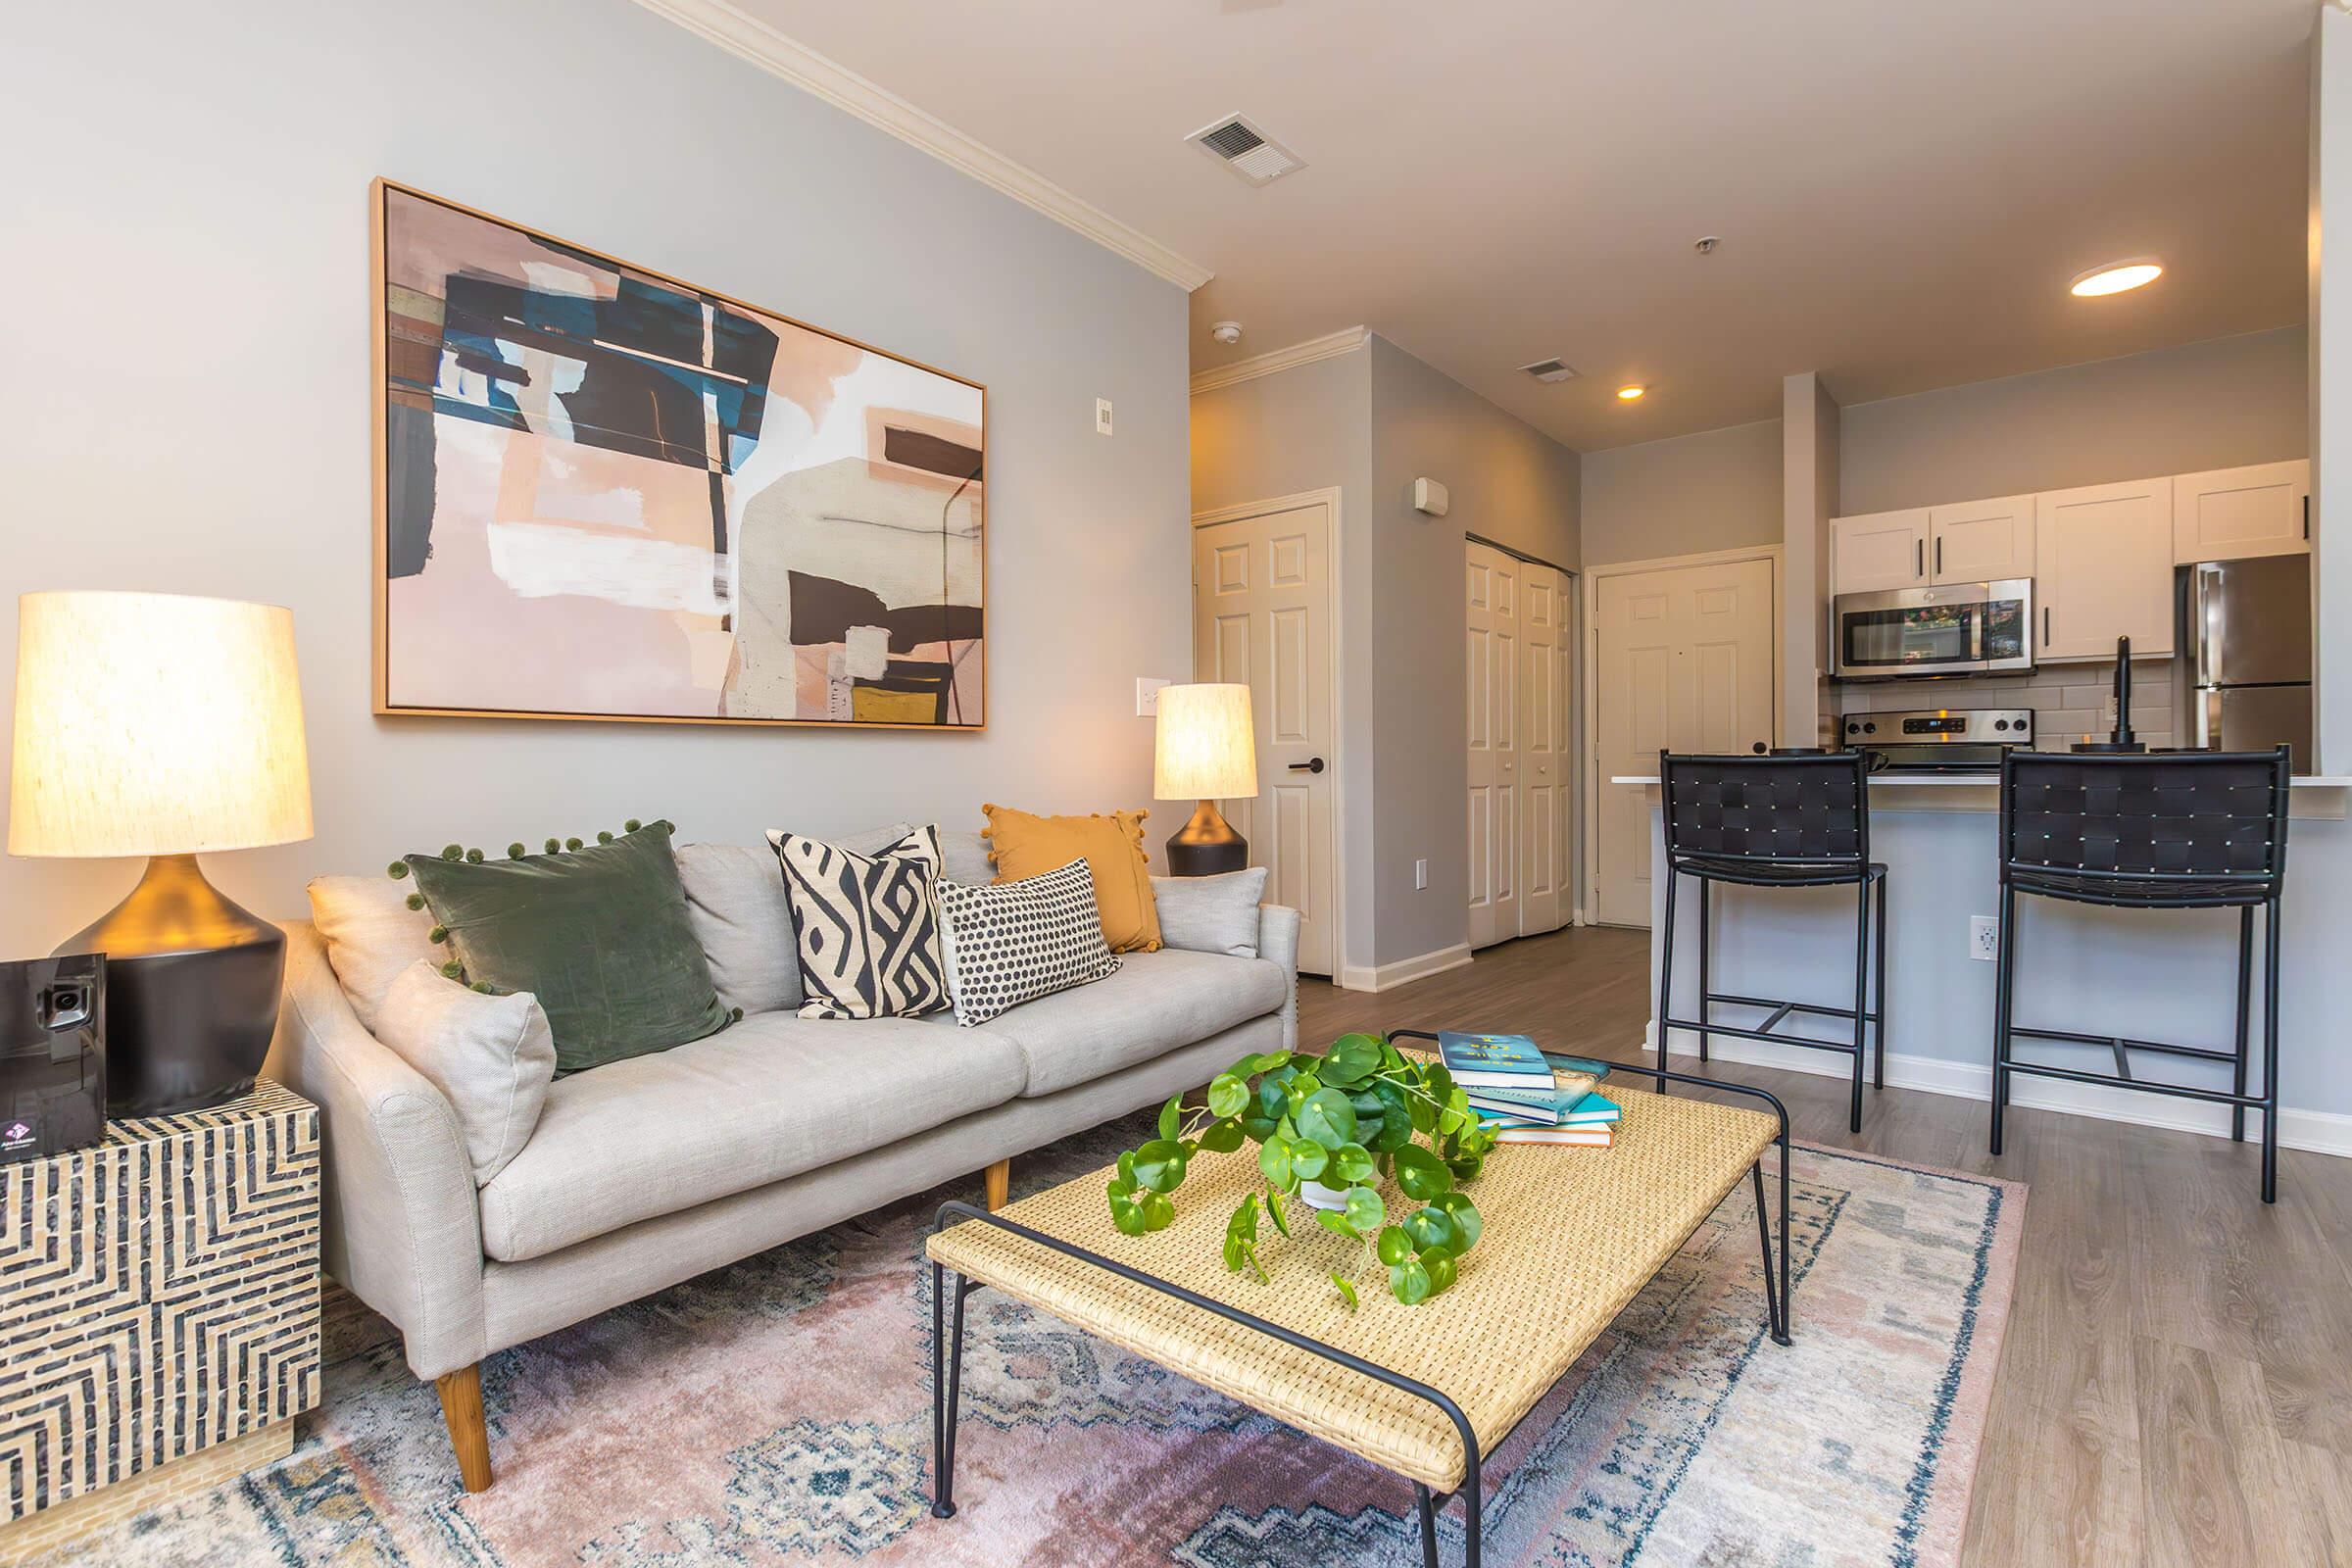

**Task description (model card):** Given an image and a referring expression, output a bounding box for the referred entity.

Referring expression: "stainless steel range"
[1837,708,2035,772]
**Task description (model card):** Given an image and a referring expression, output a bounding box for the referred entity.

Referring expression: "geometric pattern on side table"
[0,1080,319,1526]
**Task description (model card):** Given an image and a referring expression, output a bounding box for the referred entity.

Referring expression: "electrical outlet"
[1414,858,1429,891]
[1970,915,1998,961]
[1135,675,1170,716]
[1095,397,1113,436]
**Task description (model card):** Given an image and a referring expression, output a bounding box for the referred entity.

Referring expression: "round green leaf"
[1241,1050,1293,1075]
[1432,1192,1482,1252]
[1367,1082,1415,1152]
[1420,1246,1458,1297]
[1446,1150,1486,1184]
[1376,1224,1411,1267]
[1207,1072,1251,1119]
[1257,1070,1297,1122]
[1111,1197,1147,1236]
[1319,1033,1383,1087]
[1262,1190,1290,1237]
[1288,1139,1330,1183]
[1402,1205,1456,1252]
[1257,1137,1296,1191]
[1330,1142,1377,1185]
[1132,1139,1189,1194]
[1157,1094,1184,1141]
[1314,1208,1356,1240]
[1199,1117,1246,1153]
[1389,1256,1433,1305]
[1331,1272,1360,1310]
[1106,1171,1136,1200]
[1223,1234,1248,1270]
[1239,1112,1281,1144]
[1345,1185,1386,1237]
[1228,1192,1259,1243]
[1296,1088,1359,1149]
[1393,1144,1454,1201]
[1141,1192,1175,1231]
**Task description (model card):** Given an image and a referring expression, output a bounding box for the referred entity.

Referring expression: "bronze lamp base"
[1165,799,1250,877]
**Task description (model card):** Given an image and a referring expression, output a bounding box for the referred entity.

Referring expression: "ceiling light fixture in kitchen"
[2070,259,2164,297]
[1615,384,1646,402]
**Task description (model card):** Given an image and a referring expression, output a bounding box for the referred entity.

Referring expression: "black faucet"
[2072,634,2148,753]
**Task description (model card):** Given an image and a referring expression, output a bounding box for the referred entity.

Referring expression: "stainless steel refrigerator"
[2182,555,2313,771]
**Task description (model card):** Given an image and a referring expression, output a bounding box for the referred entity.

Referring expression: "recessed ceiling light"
[1615,384,1646,402]
[2070,259,2163,298]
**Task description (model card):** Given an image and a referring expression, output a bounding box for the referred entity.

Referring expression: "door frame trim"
[1189,487,1347,978]
[1581,543,1785,921]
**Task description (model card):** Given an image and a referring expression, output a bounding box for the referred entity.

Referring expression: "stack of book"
[1437,1030,1621,1147]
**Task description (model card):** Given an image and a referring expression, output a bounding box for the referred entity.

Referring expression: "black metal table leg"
[930,1260,967,1519]
[2232,906,2253,1144]
[1654,868,1679,1096]
[1415,1483,1440,1568]
[2262,897,2281,1204]
[1846,878,1868,1133]
[1989,884,2016,1157]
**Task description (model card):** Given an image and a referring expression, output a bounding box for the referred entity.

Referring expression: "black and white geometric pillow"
[766,824,948,1020]
[937,858,1122,1027]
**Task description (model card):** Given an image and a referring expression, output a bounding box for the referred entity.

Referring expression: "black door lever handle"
[1287,758,1326,773]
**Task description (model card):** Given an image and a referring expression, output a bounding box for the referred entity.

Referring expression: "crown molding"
[1189,326,1371,395]
[628,0,1213,292]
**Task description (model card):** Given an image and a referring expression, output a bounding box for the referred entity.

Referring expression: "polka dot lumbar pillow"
[936,858,1121,1027]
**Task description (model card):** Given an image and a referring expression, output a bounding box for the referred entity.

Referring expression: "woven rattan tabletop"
[927,1078,1777,1491]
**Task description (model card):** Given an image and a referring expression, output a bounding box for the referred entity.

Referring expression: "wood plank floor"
[1294,924,2352,1568]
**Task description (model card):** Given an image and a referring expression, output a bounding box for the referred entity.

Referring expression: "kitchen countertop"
[1610,769,2352,817]
[1610,770,2352,786]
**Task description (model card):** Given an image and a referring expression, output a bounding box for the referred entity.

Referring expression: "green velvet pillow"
[399,821,734,1075]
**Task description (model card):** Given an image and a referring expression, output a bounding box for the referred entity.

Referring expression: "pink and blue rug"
[35,1117,2022,1567]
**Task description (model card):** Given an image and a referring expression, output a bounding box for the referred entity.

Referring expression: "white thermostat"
[1412,477,1450,516]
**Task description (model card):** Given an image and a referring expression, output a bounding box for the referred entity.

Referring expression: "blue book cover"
[1468,1088,1622,1126]
[1437,1031,1551,1084]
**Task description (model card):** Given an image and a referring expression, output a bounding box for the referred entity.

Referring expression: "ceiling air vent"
[1186,114,1306,186]
[1519,358,1580,384]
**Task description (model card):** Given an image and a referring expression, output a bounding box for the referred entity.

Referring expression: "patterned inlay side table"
[0,1081,319,1561]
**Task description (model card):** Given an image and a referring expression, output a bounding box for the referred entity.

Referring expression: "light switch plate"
[1096,398,1114,436]
[1414,858,1430,891]
[1136,675,1171,716]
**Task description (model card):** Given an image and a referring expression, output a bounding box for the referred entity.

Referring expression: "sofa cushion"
[677,843,803,1016]
[307,874,439,1035]
[940,828,993,886]
[987,947,1288,1098]
[768,824,949,1020]
[1152,868,1269,957]
[981,804,1162,953]
[477,1009,1022,1262]
[374,960,556,1186]
[938,858,1121,1027]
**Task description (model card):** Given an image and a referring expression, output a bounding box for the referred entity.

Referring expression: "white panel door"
[1519,560,1571,937]
[1193,502,1336,975]
[1829,509,1930,595]
[2034,478,2176,661]
[1465,541,1521,950]
[1593,557,1776,927]
[2173,461,2310,564]
[1929,494,2034,583]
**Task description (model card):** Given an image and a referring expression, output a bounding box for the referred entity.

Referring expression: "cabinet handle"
[1916,539,1925,578]
[2304,494,2311,541]
[1935,537,1943,575]
[2042,607,2051,647]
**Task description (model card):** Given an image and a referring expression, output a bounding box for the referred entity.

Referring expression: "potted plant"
[1106,1032,1498,1307]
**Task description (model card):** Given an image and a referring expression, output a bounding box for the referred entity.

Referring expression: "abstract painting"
[371,180,985,728]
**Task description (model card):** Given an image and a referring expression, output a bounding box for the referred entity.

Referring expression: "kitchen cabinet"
[2034,478,2175,661]
[1928,494,2034,581]
[1832,496,2033,593]
[1829,509,1929,594]
[2174,460,2311,564]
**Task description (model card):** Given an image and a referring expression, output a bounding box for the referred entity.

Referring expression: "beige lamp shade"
[1154,682,1258,800]
[9,591,314,858]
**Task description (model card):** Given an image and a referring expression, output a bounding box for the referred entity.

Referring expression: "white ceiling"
[721,0,2312,451]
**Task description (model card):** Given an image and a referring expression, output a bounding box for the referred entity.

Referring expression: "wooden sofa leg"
[984,1157,1009,1212]
[435,1363,494,1493]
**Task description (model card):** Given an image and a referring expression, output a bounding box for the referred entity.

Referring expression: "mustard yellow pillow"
[980,805,1161,953]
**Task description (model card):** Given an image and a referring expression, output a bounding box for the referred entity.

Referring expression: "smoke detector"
[1185,114,1306,186]
[1519,358,1580,384]
[1210,321,1244,346]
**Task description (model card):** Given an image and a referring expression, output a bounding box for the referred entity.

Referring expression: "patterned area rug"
[36,1114,2023,1568]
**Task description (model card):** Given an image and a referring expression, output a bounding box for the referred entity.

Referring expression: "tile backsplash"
[1829,658,2180,748]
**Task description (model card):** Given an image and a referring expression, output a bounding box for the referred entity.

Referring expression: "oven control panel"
[1839,708,2034,745]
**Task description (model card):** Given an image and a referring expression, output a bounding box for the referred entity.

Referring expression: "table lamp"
[8,592,313,1114]
[1154,682,1257,876]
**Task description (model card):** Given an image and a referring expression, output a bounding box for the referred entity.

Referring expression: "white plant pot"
[1298,1179,1349,1212]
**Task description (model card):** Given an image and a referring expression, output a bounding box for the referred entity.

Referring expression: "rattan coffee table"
[924,1034,1792,1567]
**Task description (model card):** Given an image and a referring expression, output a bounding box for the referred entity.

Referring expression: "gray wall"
[1366,336,1582,969]
[1190,335,1583,974]
[0,0,1193,957]
[1190,347,1376,972]
[1840,326,2307,514]
[1579,419,1784,567]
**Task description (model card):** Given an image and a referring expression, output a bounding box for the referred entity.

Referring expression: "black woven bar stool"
[1991,746,2292,1201]
[1654,748,1886,1133]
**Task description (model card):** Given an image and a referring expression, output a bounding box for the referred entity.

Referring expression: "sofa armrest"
[263,921,488,1380]
[1255,904,1301,1052]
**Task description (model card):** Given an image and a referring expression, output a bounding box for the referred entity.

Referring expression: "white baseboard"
[1336,944,1474,994]
[1642,1024,2352,1159]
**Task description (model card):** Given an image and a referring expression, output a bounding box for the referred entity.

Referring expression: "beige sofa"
[262,827,1298,1491]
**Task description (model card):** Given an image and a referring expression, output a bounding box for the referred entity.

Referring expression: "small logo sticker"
[3,1123,29,1143]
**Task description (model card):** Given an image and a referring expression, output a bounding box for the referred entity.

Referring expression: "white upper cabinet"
[2173,460,2311,564]
[2034,478,2175,661]
[1927,494,2034,582]
[1829,509,1929,594]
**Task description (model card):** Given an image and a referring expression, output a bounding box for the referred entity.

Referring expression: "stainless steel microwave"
[1832,579,2034,680]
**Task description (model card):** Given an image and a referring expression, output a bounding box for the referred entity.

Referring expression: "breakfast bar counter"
[1608,771,2352,1153]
